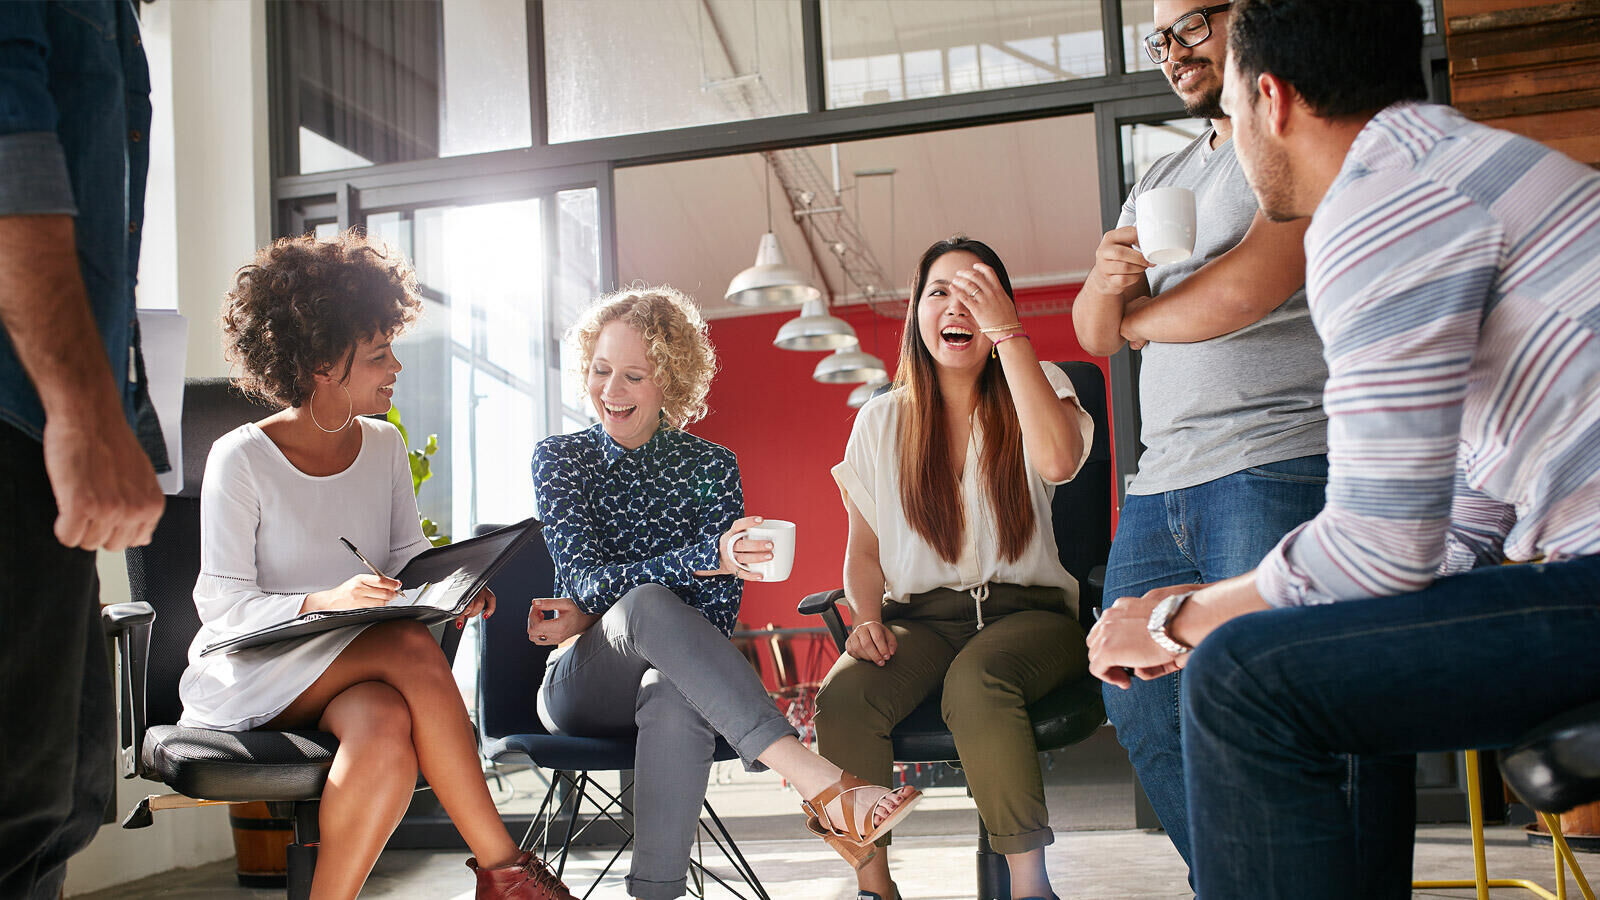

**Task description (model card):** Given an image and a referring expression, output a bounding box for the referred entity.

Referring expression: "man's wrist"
[1147,590,1195,654]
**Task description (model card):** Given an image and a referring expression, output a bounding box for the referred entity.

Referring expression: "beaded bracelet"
[989,331,1030,357]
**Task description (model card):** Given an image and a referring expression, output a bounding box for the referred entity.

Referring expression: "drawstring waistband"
[969,583,990,630]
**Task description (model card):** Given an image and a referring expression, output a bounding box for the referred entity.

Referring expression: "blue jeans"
[1185,554,1600,899]
[1102,455,1331,874]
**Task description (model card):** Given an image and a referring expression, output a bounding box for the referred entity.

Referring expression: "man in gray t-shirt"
[1071,0,1335,881]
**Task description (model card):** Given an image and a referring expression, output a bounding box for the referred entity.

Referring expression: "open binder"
[200,517,540,657]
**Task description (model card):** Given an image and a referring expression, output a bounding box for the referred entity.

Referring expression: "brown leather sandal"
[801,773,922,869]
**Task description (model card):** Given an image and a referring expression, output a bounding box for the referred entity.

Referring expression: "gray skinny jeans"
[537,584,797,900]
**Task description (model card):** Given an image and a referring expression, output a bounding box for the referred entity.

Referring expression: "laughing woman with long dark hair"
[815,237,1094,900]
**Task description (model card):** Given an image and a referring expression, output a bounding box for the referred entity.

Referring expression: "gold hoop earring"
[309,383,353,433]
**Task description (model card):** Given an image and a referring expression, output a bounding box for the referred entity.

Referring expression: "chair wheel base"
[1527,824,1600,854]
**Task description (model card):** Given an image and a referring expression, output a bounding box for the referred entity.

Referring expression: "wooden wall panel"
[1444,0,1600,164]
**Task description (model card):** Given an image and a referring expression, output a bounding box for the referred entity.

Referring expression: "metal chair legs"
[1412,750,1594,900]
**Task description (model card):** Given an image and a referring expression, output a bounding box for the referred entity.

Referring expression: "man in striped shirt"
[1086,1,1600,896]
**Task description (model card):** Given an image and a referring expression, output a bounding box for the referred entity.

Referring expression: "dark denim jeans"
[1101,454,1332,876]
[1185,554,1600,899]
[0,425,114,900]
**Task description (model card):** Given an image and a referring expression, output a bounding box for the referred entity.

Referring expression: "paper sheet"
[138,309,188,495]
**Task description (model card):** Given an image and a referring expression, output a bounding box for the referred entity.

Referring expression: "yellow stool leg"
[1412,750,1562,899]
[1541,811,1596,900]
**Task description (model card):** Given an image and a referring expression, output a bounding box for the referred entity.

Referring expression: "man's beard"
[1184,84,1226,120]
[1171,57,1227,119]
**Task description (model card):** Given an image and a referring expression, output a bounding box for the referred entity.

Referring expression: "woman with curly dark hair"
[177,231,573,900]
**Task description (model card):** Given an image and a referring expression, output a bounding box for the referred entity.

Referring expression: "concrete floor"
[75,733,1597,899]
[74,822,1597,899]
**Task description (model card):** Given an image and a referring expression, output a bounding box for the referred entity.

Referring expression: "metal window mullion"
[1101,0,1126,79]
[801,0,824,114]
[528,0,549,147]
[335,183,361,231]
[541,186,562,438]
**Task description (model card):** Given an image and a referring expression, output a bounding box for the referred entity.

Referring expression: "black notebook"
[200,517,541,657]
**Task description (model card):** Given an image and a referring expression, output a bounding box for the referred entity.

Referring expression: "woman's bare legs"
[268,621,520,899]
[1005,847,1051,899]
[300,682,417,899]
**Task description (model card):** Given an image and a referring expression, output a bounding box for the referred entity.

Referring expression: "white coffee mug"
[1135,186,1197,265]
[732,519,796,582]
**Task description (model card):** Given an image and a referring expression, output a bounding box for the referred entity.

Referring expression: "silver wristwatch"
[1147,590,1196,655]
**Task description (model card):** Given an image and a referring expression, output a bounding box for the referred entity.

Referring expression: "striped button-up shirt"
[1258,102,1600,607]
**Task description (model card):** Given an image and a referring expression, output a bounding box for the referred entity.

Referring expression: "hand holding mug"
[1085,225,1154,299]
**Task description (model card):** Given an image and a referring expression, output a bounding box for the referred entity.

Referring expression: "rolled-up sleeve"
[0,7,78,216]
[1039,362,1094,485]
[832,398,884,535]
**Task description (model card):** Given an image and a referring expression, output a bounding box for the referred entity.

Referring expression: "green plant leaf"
[385,406,409,446]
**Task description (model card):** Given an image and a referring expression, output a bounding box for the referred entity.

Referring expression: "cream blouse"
[831,362,1094,620]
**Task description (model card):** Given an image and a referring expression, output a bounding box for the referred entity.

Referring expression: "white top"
[177,416,430,731]
[831,362,1093,618]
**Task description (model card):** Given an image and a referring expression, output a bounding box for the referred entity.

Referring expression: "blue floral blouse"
[531,423,744,636]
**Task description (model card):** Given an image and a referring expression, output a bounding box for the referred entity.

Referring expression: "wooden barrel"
[229,801,292,887]
[1526,799,1600,853]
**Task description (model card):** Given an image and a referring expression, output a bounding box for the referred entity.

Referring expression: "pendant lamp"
[726,159,820,308]
[773,298,858,350]
[813,346,887,384]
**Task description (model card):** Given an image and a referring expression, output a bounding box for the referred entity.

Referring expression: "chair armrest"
[1082,565,1107,632]
[101,601,155,779]
[798,589,849,653]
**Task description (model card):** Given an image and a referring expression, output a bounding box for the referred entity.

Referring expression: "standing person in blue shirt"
[529,286,920,900]
[0,3,168,897]
[1089,1,1600,896]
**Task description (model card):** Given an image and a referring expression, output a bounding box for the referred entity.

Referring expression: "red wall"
[696,283,1112,633]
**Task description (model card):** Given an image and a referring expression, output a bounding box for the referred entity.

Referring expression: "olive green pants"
[814,583,1087,854]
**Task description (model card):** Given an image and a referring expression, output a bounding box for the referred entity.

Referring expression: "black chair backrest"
[1050,361,1113,604]
[125,378,275,728]
[473,523,557,740]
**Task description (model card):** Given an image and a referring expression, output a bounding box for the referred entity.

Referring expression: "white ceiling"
[615,113,1106,319]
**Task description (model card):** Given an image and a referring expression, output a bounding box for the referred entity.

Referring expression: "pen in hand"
[339,536,388,579]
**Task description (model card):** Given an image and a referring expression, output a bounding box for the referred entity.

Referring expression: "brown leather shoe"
[467,850,577,900]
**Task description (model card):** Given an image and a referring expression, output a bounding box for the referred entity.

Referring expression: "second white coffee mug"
[732,519,796,582]
[1135,186,1197,266]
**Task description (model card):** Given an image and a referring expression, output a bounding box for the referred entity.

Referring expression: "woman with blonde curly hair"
[528,286,921,900]
[179,230,574,900]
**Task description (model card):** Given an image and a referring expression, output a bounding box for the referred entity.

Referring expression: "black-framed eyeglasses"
[1143,3,1232,64]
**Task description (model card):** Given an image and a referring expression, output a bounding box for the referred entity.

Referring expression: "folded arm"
[1120,212,1310,346]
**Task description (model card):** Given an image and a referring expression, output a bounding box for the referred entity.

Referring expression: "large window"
[359,186,601,541]
[823,0,1105,109]
[543,0,807,144]
[280,0,533,175]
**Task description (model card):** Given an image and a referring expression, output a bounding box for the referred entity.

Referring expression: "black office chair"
[104,378,460,898]
[798,360,1113,900]
[472,523,769,900]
